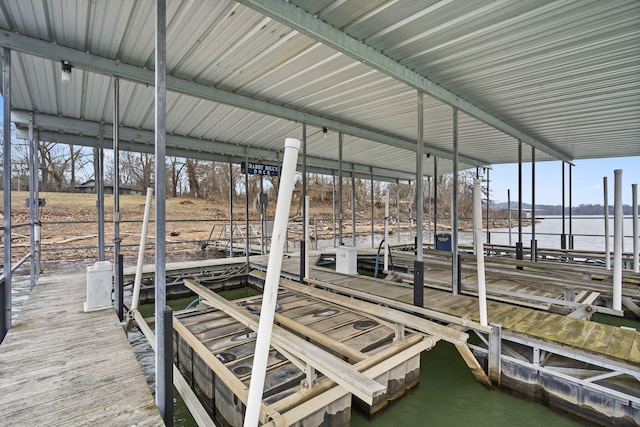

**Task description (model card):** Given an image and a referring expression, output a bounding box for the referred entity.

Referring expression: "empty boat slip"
[173,279,434,426]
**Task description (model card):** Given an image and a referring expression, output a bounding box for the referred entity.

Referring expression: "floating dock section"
[173,277,443,426]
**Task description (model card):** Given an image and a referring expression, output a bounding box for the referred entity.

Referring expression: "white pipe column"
[131,188,154,311]
[384,187,390,272]
[604,177,610,270]
[473,179,488,326]
[244,138,300,427]
[613,169,623,311]
[633,183,639,273]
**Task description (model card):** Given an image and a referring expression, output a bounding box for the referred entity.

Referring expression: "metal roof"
[1,0,638,181]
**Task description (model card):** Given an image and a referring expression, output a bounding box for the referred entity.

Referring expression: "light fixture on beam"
[61,60,72,84]
[322,127,328,139]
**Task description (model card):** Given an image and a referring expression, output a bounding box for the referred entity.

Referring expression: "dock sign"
[241,162,279,176]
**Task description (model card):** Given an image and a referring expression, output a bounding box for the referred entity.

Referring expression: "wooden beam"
[184,279,386,406]
[273,312,367,362]
[622,297,640,319]
[132,310,218,427]
[290,270,490,333]
[454,343,492,388]
[289,277,469,345]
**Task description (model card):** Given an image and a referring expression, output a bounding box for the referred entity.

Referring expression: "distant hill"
[494,202,638,216]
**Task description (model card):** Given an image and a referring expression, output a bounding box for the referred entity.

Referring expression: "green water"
[352,343,585,427]
[137,290,594,427]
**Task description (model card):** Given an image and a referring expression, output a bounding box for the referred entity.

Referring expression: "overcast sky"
[489,157,640,206]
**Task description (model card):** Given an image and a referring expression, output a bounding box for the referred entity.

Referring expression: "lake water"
[323,215,638,254]
[478,215,637,252]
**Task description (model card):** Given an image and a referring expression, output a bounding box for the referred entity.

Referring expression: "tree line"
[1,134,490,223]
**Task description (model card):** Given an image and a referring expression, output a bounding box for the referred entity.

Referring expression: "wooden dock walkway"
[0,270,163,426]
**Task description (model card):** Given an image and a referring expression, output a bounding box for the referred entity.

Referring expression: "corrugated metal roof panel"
[1,0,638,183]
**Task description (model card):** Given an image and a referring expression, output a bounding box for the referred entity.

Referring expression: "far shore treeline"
[494,202,639,216]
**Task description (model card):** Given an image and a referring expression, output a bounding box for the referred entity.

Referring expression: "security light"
[61,61,72,84]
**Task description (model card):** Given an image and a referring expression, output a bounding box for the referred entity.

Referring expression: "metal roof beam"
[236,0,573,164]
[16,129,407,183]
[12,110,416,182]
[0,30,484,167]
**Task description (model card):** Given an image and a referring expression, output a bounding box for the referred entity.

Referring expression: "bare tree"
[169,156,186,197]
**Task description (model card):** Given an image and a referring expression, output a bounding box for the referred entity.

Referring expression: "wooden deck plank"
[581,325,615,355]
[604,327,636,361]
[629,335,640,364]
[561,320,599,348]
[0,270,163,426]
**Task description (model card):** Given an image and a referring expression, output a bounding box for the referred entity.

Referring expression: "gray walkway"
[0,270,163,426]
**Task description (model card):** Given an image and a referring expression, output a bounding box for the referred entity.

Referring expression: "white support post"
[244,138,300,427]
[473,179,488,327]
[131,188,154,311]
[633,183,639,273]
[604,177,610,270]
[613,169,623,312]
[384,187,390,272]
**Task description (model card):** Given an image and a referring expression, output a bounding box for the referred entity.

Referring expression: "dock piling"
[489,323,502,386]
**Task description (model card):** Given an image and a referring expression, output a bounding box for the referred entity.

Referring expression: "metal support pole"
[561,162,566,249]
[516,140,523,268]
[31,131,40,281]
[396,182,401,242]
[414,91,424,307]
[117,253,124,321]
[154,1,172,422]
[370,170,375,249]
[2,47,12,340]
[300,125,307,279]
[433,158,438,243]
[28,113,36,289]
[245,151,250,266]
[409,180,414,241]
[531,147,536,262]
[384,187,389,272]
[632,183,639,273]
[613,169,623,312]
[486,168,490,244]
[229,162,234,255]
[97,124,105,261]
[452,108,460,294]
[604,176,610,270]
[507,189,512,247]
[338,133,343,246]
[260,177,265,255]
[332,174,336,248]
[112,77,122,314]
[351,174,356,247]
[162,307,174,425]
[304,196,310,279]
[427,176,432,244]
[569,164,573,249]
[489,323,502,386]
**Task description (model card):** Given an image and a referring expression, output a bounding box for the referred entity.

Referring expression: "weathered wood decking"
[0,271,163,426]
[250,252,640,366]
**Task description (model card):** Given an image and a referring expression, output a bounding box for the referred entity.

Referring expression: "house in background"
[75,179,143,196]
